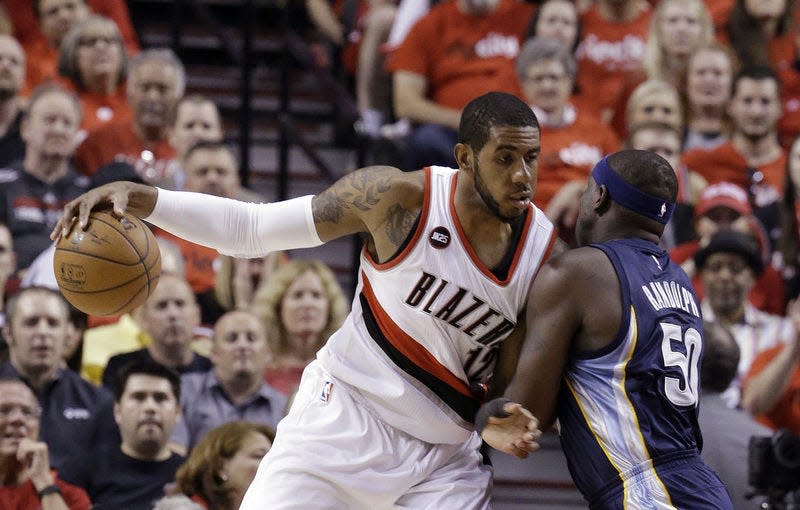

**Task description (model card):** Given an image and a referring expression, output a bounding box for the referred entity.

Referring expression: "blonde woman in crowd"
[251,259,349,395]
[642,0,713,92]
[175,421,275,510]
[683,42,737,151]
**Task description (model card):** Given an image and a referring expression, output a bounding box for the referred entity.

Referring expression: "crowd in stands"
[0,0,798,507]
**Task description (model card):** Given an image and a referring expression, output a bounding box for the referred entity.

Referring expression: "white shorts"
[240,361,493,509]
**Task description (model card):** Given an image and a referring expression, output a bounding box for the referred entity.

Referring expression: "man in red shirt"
[73,48,184,187]
[386,0,534,170]
[682,66,785,248]
[0,378,90,509]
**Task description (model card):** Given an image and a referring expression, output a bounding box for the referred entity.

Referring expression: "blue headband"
[591,156,675,224]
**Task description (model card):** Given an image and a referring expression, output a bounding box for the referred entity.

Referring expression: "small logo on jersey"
[652,255,662,270]
[659,203,667,217]
[429,227,451,249]
[319,381,334,403]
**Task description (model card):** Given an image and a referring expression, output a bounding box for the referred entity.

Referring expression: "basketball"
[54,211,161,316]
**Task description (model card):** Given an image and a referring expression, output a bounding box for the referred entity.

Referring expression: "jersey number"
[659,323,701,407]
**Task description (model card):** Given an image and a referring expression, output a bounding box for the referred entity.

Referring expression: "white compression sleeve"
[145,188,323,258]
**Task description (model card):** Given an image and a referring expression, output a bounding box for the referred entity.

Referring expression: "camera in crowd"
[749,430,800,508]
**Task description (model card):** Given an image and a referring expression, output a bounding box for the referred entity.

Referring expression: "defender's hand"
[480,402,541,459]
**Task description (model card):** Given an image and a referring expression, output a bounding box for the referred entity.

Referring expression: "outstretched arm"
[52,166,423,259]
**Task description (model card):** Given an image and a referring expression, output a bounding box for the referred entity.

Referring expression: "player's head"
[456,92,541,222]
[575,150,678,245]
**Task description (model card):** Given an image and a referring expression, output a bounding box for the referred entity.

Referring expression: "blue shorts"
[590,454,733,510]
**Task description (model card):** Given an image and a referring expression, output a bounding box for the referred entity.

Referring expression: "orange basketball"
[54,211,161,316]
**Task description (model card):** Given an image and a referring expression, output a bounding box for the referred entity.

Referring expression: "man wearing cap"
[670,181,786,315]
[695,229,794,407]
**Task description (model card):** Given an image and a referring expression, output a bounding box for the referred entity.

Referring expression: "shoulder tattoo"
[385,203,416,245]
[313,170,393,223]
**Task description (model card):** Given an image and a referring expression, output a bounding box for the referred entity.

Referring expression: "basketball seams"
[92,214,149,263]
[54,247,143,266]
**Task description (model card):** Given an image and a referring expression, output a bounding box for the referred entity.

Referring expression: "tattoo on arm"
[313,170,393,223]
[385,203,417,245]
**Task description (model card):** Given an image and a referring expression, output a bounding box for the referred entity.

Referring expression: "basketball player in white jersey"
[53,92,555,508]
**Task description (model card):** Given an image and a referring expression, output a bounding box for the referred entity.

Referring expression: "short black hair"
[694,229,764,276]
[113,359,181,403]
[731,65,780,99]
[700,320,740,393]
[607,149,678,203]
[458,92,538,153]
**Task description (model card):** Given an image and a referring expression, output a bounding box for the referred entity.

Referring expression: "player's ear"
[593,184,612,215]
[454,143,474,174]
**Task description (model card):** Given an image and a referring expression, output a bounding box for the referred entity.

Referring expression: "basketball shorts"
[239,360,493,510]
[590,453,733,510]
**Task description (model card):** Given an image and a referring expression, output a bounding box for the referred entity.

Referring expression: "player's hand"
[480,402,541,459]
[51,181,158,241]
[16,438,54,491]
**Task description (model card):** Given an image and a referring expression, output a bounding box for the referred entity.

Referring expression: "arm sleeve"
[145,189,323,258]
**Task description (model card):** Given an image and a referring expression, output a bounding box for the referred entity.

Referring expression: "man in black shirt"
[0,83,88,270]
[88,360,185,510]
[0,286,116,489]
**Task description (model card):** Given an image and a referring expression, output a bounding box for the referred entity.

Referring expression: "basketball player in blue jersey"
[52,92,552,508]
[479,150,734,509]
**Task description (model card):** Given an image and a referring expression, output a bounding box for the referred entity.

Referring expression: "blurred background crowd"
[0,0,798,508]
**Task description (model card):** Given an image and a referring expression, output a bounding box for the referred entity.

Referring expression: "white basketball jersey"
[317,166,556,444]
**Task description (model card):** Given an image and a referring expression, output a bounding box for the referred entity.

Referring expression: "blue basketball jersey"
[557,238,713,508]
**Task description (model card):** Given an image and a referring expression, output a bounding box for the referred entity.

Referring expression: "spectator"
[57,15,131,135]
[627,121,702,248]
[624,79,683,136]
[172,310,287,451]
[526,0,580,52]
[155,141,263,304]
[672,181,786,315]
[386,0,534,170]
[60,304,87,373]
[682,65,785,247]
[694,230,793,406]
[0,377,91,509]
[21,0,90,93]
[683,42,736,151]
[166,95,223,186]
[175,421,274,510]
[723,0,794,72]
[73,48,184,187]
[87,360,185,510]
[698,321,772,510]
[742,299,800,435]
[100,273,211,390]
[0,223,16,350]
[0,35,26,168]
[252,260,348,395]
[780,134,800,299]
[516,37,617,246]
[0,286,116,489]
[199,253,286,326]
[641,0,712,92]
[0,83,88,271]
[574,0,652,124]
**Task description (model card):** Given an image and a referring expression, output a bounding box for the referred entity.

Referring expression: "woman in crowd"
[251,260,349,395]
[175,421,274,510]
[625,79,684,135]
[641,0,713,92]
[58,15,131,136]
[683,42,737,151]
[526,0,580,52]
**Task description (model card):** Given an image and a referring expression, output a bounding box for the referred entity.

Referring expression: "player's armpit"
[312,166,425,251]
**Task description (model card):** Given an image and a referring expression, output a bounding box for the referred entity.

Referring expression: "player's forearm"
[146,189,322,257]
